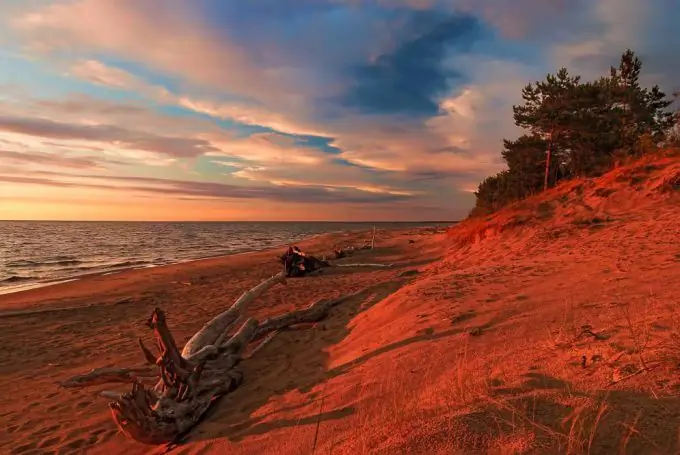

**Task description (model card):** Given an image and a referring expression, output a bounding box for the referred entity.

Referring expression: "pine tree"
[512,68,582,185]
[501,134,551,193]
[470,49,676,217]
[608,49,675,155]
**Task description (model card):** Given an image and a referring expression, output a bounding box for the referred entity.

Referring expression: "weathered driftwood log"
[245,330,280,359]
[59,267,380,446]
[181,271,286,357]
[60,272,287,445]
[334,263,394,268]
[60,366,158,388]
[63,308,253,445]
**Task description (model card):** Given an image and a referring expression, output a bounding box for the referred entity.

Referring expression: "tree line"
[471,49,678,216]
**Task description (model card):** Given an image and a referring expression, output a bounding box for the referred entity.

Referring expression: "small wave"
[53,255,78,261]
[1,275,36,284]
[6,258,83,268]
[106,260,151,269]
[64,260,151,273]
[5,259,37,268]
[42,259,83,268]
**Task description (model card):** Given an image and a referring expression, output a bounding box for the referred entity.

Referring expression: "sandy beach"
[0,226,446,454]
[1,155,679,455]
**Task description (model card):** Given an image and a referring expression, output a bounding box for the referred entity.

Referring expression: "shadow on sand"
[169,257,518,450]
[445,372,680,454]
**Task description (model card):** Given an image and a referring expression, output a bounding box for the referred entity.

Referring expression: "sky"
[0,0,677,221]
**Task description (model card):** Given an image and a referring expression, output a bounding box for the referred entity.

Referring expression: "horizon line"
[0,219,458,224]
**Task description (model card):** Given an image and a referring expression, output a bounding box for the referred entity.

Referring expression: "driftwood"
[60,272,286,445]
[58,267,380,446]
[60,366,158,388]
[334,263,393,268]
[182,272,286,357]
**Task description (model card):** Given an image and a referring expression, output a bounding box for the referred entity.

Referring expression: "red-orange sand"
[1,154,679,454]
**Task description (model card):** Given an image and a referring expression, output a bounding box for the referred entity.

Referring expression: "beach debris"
[333,245,355,259]
[280,246,330,277]
[280,246,392,276]
[334,263,394,268]
[58,270,368,446]
[181,272,286,358]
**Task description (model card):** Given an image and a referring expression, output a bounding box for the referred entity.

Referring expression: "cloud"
[10,0,337,104]
[0,149,120,169]
[175,97,328,137]
[70,59,145,90]
[548,0,680,93]
[336,0,600,41]
[0,114,218,158]
[0,171,413,204]
[232,165,416,196]
[205,132,329,166]
[67,59,328,137]
[342,10,481,116]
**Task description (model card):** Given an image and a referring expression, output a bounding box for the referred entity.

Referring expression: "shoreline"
[0,223,446,298]
[0,226,422,313]
[0,228,360,299]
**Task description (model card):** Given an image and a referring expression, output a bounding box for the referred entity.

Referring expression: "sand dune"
[1,154,679,454]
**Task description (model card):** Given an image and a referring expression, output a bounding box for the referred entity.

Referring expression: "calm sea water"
[0,221,443,294]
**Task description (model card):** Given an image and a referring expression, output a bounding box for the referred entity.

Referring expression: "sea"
[0,221,445,295]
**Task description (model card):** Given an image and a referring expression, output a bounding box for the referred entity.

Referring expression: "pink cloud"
[66,59,326,137]
[12,0,291,103]
[0,149,120,169]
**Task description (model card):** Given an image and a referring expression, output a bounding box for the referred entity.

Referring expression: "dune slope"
[200,154,680,454]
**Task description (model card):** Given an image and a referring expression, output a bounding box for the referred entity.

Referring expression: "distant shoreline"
[1,221,447,297]
[0,224,444,308]
[0,231,328,297]
[0,219,457,224]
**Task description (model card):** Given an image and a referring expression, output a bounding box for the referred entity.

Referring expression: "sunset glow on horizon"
[0,0,677,221]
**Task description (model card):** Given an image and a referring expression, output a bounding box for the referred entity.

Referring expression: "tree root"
[60,366,157,388]
[60,270,358,446]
